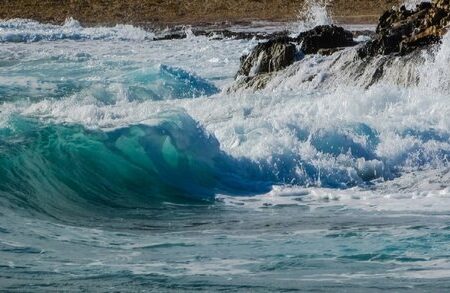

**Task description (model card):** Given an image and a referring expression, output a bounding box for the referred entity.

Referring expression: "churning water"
[0,17,450,291]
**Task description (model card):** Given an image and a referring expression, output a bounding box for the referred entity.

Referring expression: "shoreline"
[0,0,402,27]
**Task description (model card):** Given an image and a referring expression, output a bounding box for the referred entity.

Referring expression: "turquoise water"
[1,19,450,291]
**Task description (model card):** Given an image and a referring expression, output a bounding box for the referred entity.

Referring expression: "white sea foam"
[0,18,154,42]
[403,0,431,10]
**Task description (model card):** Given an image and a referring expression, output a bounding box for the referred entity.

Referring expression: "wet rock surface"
[153,29,291,41]
[296,25,356,54]
[232,1,450,91]
[237,37,297,77]
[358,0,450,57]
[233,25,356,89]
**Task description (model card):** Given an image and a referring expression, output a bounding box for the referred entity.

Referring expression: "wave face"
[0,113,273,219]
[1,18,450,292]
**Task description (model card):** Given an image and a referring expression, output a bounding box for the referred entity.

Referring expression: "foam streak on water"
[0,19,449,291]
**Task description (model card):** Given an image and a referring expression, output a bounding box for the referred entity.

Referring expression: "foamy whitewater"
[0,13,450,292]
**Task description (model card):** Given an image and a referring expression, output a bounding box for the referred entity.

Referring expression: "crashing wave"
[0,17,448,214]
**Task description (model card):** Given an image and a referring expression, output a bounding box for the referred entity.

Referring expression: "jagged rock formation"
[237,37,297,77]
[296,25,355,54]
[358,0,450,57]
[233,25,356,89]
[233,0,450,91]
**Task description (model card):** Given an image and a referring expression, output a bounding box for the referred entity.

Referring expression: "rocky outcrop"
[237,37,297,77]
[234,25,356,89]
[232,1,450,92]
[358,0,450,57]
[296,25,356,54]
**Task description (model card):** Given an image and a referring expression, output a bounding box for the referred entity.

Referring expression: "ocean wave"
[2,106,448,219]
[0,18,154,43]
[0,112,274,218]
[0,62,219,102]
[0,19,449,217]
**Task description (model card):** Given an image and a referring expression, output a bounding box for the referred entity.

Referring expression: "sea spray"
[403,0,431,9]
[294,0,333,33]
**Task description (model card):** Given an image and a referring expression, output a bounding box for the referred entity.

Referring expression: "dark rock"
[196,29,290,40]
[296,25,356,54]
[233,25,356,90]
[154,32,188,41]
[236,37,296,77]
[236,25,355,78]
[359,0,450,58]
[154,28,291,42]
[317,47,345,56]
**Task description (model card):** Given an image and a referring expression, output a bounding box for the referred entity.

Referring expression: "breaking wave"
[0,19,449,220]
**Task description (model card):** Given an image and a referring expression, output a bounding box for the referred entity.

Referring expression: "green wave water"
[0,114,275,221]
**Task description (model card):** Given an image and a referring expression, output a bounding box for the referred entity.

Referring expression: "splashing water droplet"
[294,0,333,33]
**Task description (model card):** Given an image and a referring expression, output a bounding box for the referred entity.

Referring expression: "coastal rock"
[237,37,296,77]
[235,25,356,88]
[358,0,450,57]
[296,25,356,54]
[154,29,291,41]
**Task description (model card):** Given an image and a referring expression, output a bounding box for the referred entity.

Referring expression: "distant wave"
[0,18,154,42]
[0,62,219,102]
